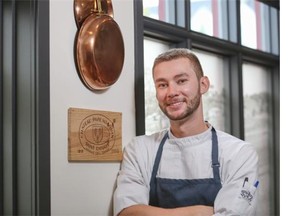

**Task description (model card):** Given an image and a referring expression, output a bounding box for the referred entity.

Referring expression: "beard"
[159,88,201,121]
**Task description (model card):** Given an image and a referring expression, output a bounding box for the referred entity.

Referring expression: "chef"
[113,48,259,216]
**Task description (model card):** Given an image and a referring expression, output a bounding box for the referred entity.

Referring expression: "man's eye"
[157,83,167,88]
[177,79,187,84]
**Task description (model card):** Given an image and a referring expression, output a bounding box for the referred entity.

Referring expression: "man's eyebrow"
[154,73,190,83]
[174,73,189,79]
[154,77,167,83]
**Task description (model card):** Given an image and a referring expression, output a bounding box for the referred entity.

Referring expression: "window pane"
[143,0,185,27]
[190,0,230,40]
[240,0,278,53]
[144,38,170,135]
[194,50,227,132]
[242,63,275,215]
[270,7,279,55]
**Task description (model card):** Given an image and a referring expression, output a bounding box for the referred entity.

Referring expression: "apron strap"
[211,127,221,180]
[149,132,169,206]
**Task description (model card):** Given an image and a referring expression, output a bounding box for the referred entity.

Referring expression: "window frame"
[0,0,50,214]
[134,0,279,215]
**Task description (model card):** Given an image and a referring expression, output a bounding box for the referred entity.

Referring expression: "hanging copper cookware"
[74,0,124,90]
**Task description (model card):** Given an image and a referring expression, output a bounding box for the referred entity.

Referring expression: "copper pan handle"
[74,0,114,28]
[92,0,103,14]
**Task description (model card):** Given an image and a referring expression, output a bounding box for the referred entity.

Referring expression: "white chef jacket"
[113,125,259,216]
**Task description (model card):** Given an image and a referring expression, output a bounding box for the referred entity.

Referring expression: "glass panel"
[194,50,227,131]
[259,3,270,52]
[242,63,275,215]
[176,0,186,27]
[143,0,185,27]
[240,0,276,53]
[270,7,279,55]
[190,0,229,40]
[144,38,170,135]
[228,0,237,43]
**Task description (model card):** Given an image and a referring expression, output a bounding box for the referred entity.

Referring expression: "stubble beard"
[159,89,202,121]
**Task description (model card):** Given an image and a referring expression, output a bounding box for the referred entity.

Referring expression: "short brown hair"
[152,48,204,80]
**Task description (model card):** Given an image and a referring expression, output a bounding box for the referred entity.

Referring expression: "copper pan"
[74,0,124,90]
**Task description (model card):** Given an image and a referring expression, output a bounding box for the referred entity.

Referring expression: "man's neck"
[169,117,208,138]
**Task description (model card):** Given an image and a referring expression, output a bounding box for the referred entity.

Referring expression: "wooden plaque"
[68,107,122,161]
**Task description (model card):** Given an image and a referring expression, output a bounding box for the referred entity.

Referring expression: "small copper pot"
[74,0,124,90]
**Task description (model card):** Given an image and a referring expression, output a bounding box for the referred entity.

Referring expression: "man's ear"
[200,76,210,94]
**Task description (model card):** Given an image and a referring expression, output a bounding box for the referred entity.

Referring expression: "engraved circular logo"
[79,114,115,155]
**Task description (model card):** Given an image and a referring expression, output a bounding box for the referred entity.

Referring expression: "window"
[190,0,232,41]
[144,38,170,135]
[142,0,279,54]
[143,0,185,27]
[243,62,275,215]
[240,0,279,54]
[135,0,279,214]
[196,50,227,132]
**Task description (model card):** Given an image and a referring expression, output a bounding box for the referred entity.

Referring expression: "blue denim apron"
[149,127,222,208]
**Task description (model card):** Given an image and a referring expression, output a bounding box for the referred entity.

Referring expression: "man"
[113,48,259,216]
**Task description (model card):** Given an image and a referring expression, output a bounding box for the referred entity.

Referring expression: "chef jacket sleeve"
[113,138,150,216]
[213,144,259,216]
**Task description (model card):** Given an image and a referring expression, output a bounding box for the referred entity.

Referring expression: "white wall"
[50,0,135,215]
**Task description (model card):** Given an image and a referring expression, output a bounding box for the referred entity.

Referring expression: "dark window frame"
[134,0,279,215]
[0,0,50,215]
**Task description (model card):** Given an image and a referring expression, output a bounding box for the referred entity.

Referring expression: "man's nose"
[167,83,179,97]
